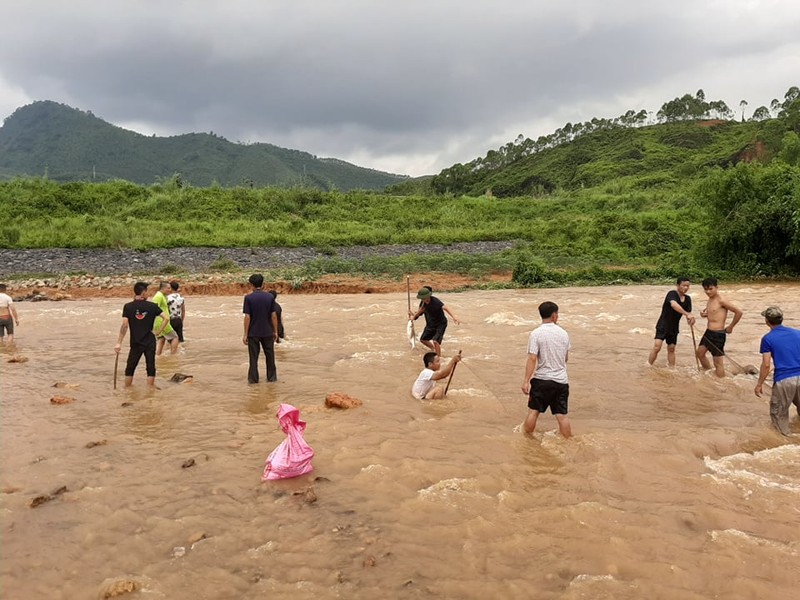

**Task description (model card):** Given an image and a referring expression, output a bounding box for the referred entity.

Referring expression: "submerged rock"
[98,578,140,598]
[50,395,77,405]
[325,392,363,409]
[169,373,194,383]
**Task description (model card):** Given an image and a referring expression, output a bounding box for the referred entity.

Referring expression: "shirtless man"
[696,277,743,377]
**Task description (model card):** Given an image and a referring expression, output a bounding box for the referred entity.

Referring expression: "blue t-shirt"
[243,290,276,338]
[760,325,800,383]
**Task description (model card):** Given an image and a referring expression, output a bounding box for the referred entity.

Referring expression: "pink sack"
[261,403,315,481]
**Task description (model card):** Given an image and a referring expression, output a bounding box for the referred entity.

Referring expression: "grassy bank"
[1,164,797,285]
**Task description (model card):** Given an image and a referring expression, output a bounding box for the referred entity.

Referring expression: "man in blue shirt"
[754,306,800,436]
[242,274,278,383]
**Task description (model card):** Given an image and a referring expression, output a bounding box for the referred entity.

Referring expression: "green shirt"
[152,291,174,335]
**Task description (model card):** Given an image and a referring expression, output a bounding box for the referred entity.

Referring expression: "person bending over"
[412,351,461,400]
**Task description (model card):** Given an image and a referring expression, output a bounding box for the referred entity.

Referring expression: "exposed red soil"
[12,272,513,300]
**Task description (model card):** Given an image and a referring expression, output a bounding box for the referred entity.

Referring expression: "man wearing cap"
[409,286,460,356]
[754,306,800,436]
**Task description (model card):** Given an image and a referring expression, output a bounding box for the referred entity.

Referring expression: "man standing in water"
[114,282,168,387]
[648,277,695,367]
[409,286,460,356]
[167,281,186,343]
[521,301,572,438]
[754,306,800,436]
[268,290,285,342]
[0,283,20,345]
[153,280,179,355]
[696,277,743,377]
[243,274,279,383]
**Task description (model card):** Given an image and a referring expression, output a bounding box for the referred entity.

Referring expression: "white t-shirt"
[412,368,436,399]
[167,293,184,319]
[0,293,13,312]
[527,322,571,384]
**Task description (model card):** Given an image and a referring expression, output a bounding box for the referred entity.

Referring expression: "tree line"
[431,86,799,196]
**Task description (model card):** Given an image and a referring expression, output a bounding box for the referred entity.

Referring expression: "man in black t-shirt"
[268,290,285,342]
[409,286,460,356]
[114,282,168,387]
[243,274,279,383]
[648,277,696,367]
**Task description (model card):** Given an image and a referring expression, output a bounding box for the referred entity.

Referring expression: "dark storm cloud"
[1,1,798,175]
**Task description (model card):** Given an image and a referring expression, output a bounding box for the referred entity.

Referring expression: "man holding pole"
[648,277,695,367]
[754,306,800,436]
[521,301,572,438]
[412,351,461,400]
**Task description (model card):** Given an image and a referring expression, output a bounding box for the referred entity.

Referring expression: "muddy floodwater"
[1,284,799,599]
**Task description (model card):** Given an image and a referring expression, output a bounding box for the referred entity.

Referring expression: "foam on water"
[417,478,492,503]
[709,529,799,555]
[594,312,623,322]
[704,445,800,495]
[484,312,536,326]
[337,350,407,364]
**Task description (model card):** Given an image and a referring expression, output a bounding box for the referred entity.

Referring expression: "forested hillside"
[416,87,800,197]
[0,101,408,191]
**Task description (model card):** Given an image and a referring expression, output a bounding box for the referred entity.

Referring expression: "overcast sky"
[1,1,798,177]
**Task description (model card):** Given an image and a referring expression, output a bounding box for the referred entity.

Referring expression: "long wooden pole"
[690,324,701,371]
[407,276,415,344]
[113,353,119,389]
[444,350,462,396]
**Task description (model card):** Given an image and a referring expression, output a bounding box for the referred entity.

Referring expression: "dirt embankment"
[0,242,516,299]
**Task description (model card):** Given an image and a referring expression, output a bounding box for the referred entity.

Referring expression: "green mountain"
[0,101,408,191]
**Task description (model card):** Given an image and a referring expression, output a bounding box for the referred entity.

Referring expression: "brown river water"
[1,284,799,599]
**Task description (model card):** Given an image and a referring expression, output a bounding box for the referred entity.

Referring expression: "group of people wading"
[105,275,800,440]
[648,277,800,437]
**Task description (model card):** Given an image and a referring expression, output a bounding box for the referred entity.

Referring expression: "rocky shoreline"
[0,242,516,277]
[0,242,517,299]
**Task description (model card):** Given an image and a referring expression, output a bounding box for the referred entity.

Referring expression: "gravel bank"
[0,242,518,278]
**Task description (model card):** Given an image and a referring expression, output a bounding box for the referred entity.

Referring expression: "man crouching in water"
[696,277,743,377]
[412,352,461,400]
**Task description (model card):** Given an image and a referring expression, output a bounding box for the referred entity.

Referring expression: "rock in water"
[98,578,140,598]
[325,392,363,409]
[50,395,77,405]
[169,373,194,383]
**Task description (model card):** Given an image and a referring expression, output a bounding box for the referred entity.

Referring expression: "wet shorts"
[528,378,569,415]
[654,325,678,346]
[700,329,726,357]
[0,317,13,336]
[420,322,447,344]
[158,330,179,342]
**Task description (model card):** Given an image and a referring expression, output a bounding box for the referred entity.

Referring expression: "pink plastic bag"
[261,403,315,481]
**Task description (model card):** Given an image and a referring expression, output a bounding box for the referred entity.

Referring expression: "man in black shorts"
[114,282,168,387]
[648,277,695,367]
[409,286,460,356]
[521,301,572,438]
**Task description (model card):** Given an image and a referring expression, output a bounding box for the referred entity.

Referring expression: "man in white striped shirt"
[521,301,572,438]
